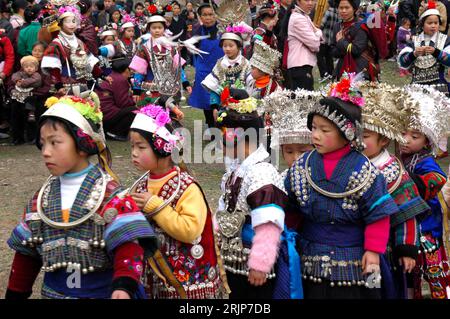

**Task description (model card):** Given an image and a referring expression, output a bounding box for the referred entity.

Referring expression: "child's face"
[112,11,121,22]
[187,11,195,20]
[311,115,348,154]
[130,131,159,172]
[40,122,89,176]
[403,20,411,29]
[123,27,135,39]
[400,130,429,155]
[32,45,45,61]
[150,22,165,38]
[62,16,77,34]
[173,5,181,16]
[222,40,240,59]
[251,67,267,80]
[23,62,37,75]
[423,15,439,35]
[103,35,116,44]
[362,129,390,159]
[282,143,313,167]
[135,5,144,16]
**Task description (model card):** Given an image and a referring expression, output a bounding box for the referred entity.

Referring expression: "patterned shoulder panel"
[243,161,285,197]
[157,171,195,207]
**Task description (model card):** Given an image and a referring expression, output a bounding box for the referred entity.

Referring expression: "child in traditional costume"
[129,14,191,106]
[398,1,450,94]
[360,83,431,299]
[401,84,450,299]
[41,2,101,96]
[97,23,119,76]
[285,73,399,299]
[5,91,157,299]
[119,13,137,59]
[127,104,227,299]
[214,89,292,298]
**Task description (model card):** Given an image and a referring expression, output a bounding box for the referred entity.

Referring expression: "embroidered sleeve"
[398,43,415,68]
[146,183,208,244]
[417,172,447,200]
[359,171,399,224]
[245,163,286,230]
[102,194,157,256]
[111,242,144,297]
[393,217,420,259]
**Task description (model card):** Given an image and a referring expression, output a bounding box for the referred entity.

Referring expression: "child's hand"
[131,191,153,210]
[399,256,416,273]
[361,251,380,275]
[16,79,23,87]
[248,269,267,286]
[424,46,435,55]
[414,46,425,57]
[172,106,184,121]
[111,290,131,299]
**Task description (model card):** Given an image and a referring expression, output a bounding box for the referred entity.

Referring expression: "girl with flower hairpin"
[285,73,399,299]
[5,92,157,299]
[41,5,102,96]
[127,104,226,299]
[118,14,137,59]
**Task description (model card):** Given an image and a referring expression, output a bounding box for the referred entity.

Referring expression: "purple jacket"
[96,71,135,121]
[397,27,411,52]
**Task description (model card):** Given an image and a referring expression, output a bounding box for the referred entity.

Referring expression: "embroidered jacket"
[403,152,448,240]
[216,145,287,278]
[372,150,430,259]
[286,149,399,286]
[7,165,157,299]
[201,54,255,107]
[134,168,224,299]
[398,32,450,87]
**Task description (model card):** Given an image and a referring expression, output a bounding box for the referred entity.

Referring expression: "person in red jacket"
[96,56,137,140]
[0,31,15,136]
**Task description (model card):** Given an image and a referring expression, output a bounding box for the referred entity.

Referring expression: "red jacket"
[0,34,15,77]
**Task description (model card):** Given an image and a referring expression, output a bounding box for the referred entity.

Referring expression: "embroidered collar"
[222,54,243,67]
[370,148,391,169]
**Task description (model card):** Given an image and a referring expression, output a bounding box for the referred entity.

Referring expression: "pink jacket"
[287,8,322,69]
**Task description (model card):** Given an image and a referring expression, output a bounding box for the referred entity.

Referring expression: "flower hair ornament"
[41,90,119,181]
[308,72,366,150]
[120,14,136,31]
[57,5,82,22]
[328,72,365,107]
[131,104,184,157]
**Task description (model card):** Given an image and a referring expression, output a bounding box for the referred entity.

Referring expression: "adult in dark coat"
[96,57,137,139]
[0,0,14,42]
[396,0,420,33]
[331,0,379,81]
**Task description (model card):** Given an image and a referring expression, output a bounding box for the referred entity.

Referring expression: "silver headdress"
[360,82,414,144]
[210,0,253,42]
[250,40,282,76]
[259,89,323,148]
[404,84,450,154]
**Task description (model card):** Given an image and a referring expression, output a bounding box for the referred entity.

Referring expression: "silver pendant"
[215,209,245,238]
[191,244,204,260]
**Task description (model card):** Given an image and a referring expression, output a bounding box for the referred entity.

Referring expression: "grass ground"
[0,61,448,298]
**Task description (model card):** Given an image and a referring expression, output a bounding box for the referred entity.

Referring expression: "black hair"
[24,4,41,23]
[0,0,10,13]
[171,1,180,8]
[401,17,411,25]
[134,1,144,9]
[78,0,92,14]
[32,40,48,50]
[197,1,216,16]
[12,0,28,13]
[96,0,105,11]
[111,56,131,73]
[37,116,99,155]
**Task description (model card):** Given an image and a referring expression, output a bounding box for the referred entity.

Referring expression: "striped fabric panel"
[7,222,39,257]
[391,196,430,228]
[104,220,155,253]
